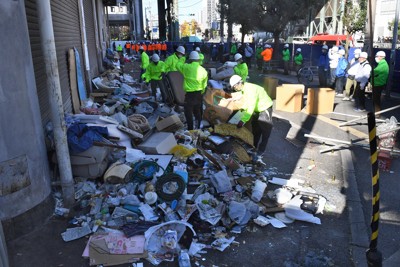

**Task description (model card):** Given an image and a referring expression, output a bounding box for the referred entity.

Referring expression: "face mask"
[354,55,359,59]
[375,57,381,63]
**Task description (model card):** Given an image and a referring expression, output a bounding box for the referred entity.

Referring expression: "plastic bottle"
[178,250,191,267]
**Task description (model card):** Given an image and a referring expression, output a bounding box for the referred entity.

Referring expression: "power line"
[179,0,202,9]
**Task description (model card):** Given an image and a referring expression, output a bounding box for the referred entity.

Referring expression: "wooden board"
[68,48,81,114]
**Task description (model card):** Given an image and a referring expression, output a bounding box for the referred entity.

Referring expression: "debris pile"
[52,68,330,266]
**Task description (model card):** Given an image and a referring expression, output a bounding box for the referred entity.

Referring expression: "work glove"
[237,121,244,128]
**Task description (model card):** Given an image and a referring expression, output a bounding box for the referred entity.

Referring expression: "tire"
[297,67,313,84]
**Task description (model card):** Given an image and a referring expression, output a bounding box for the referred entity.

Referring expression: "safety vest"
[176,61,208,93]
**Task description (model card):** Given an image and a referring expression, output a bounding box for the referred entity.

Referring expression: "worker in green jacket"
[176,51,208,130]
[294,48,303,74]
[195,47,205,65]
[164,46,186,73]
[233,53,248,82]
[142,54,167,102]
[372,51,389,113]
[230,42,237,57]
[229,75,274,164]
[282,43,290,75]
[139,46,149,83]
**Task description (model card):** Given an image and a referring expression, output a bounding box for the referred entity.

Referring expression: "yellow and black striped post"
[366,112,382,267]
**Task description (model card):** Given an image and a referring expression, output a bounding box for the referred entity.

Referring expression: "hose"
[155,173,186,201]
[128,160,163,183]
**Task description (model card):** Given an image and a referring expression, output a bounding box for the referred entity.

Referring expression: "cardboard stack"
[305,88,335,115]
[275,84,304,113]
[155,115,184,132]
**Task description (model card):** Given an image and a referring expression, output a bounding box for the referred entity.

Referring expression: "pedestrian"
[211,44,218,62]
[195,47,204,65]
[233,53,248,82]
[328,46,339,87]
[334,49,348,96]
[125,42,131,56]
[138,46,149,83]
[343,48,361,101]
[244,43,254,69]
[176,51,208,130]
[230,42,237,59]
[353,52,372,112]
[372,51,389,114]
[229,75,274,165]
[141,54,167,102]
[255,44,263,71]
[318,45,330,87]
[164,46,186,73]
[237,42,244,57]
[112,42,116,51]
[200,41,210,64]
[161,41,167,59]
[116,43,123,58]
[282,44,290,75]
[294,48,303,74]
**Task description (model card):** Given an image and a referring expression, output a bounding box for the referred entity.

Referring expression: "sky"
[144,0,204,24]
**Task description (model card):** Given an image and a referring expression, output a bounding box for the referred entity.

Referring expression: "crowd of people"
[318,45,389,114]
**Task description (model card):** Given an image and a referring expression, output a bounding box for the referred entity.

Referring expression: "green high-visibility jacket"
[141,61,165,82]
[282,48,290,61]
[165,53,186,72]
[199,53,204,65]
[373,59,389,87]
[239,82,273,123]
[294,53,303,65]
[256,47,263,59]
[140,52,149,69]
[116,45,123,52]
[176,61,208,93]
[230,44,237,54]
[234,62,248,82]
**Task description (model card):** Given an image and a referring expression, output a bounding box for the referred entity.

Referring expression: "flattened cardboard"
[138,132,177,154]
[155,115,183,132]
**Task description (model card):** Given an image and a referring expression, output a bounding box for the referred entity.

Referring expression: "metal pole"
[0,222,9,267]
[304,134,352,145]
[339,104,400,126]
[78,0,92,93]
[366,112,383,267]
[92,0,103,72]
[36,0,75,208]
[386,0,400,98]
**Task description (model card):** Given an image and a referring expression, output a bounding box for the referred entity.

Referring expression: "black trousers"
[354,82,366,110]
[184,91,203,130]
[150,80,167,102]
[373,85,386,113]
[251,107,273,155]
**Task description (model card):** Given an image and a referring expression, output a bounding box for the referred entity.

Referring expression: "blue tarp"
[67,123,109,154]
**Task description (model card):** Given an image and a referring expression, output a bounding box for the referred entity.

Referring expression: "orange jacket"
[135,44,140,51]
[148,44,154,51]
[126,42,131,49]
[142,44,147,51]
[161,43,167,51]
[261,48,273,62]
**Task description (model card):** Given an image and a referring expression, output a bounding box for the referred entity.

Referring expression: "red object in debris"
[378,151,392,172]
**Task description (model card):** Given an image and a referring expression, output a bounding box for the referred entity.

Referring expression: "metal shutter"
[83,0,99,83]
[25,0,51,125]
[51,0,84,115]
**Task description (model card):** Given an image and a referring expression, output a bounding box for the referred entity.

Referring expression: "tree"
[257,0,325,52]
[342,0,367,54]
[388,19,400,38]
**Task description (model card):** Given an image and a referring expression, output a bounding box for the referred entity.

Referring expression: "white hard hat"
[322,45,328,50]
[176,46,185,54]
[139,46,144,50]
[229,75,242,87]
[376,51,386,57]
[151,54,160,62]
[338,49,345,55]
[234,53,242,61]
[332,46,339,52]
[264,44,269,48]
[296,48,301,52]
[354,48,362,55]
[360,52,368,58]
[189,51,199,60]
[284,44,289,48]
[195,47,200,52]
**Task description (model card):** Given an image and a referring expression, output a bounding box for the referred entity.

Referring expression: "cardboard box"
[138,132,177,154]
[263,77,279,100]
[155,114,183,132]
[203,104,233,125]
[219,91,245,110]
[275,84,304,112]
[204,87,226,106]
[305,88,335,115]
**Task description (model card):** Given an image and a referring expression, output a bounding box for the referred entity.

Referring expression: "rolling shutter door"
[25,0,50,125]
[25,0,84,125]
[83,0,99,80]
[51,0,84,115]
